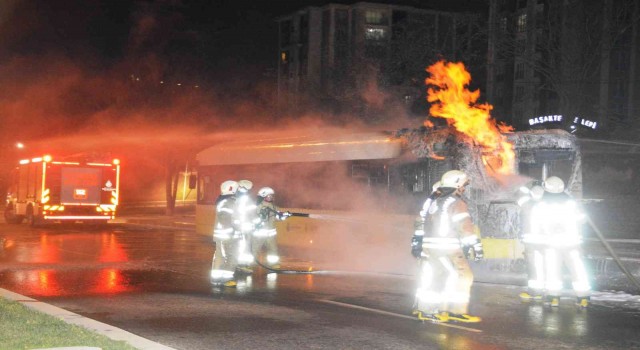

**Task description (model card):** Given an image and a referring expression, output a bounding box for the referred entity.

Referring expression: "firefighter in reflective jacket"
[530,176,590,307]
[235,179,260,273]
[517,183,546,300]
[412,181,442,245]
[412,170,483,323]
[254,187,291,268]
[211,180,240,287]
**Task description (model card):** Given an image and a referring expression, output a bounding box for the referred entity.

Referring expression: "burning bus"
[192,127,581,280]
[4,154,121,225]
[191,60,582,281]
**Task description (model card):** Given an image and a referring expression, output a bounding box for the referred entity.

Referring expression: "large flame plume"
[426,60,515,174]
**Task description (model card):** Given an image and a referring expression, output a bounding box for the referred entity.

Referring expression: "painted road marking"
[319,299,482,333]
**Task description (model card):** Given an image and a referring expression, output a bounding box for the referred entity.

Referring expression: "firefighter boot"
[576,297,590,308]
[446,312,482,323]
[415,311,449,323]
[223,280,237,288]
[519,291,543,301]
[236,266,253,274]
[545,295,560,307]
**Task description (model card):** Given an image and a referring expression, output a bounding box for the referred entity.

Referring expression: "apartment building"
[486,0,640,136]
[276,1,484,121]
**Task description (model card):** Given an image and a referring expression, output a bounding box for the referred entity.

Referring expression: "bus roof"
[196,132,403,166]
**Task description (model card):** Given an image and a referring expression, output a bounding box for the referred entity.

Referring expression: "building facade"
[276,2,485,122]
[487,0,640,137]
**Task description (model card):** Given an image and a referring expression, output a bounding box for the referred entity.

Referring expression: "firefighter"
[211,180,240,287]
[235,179,260,273]
[518,184,546,300]
[412,181,442,259]
[531,176,590,307]
[253,187,291,269]
[412,170,483,323]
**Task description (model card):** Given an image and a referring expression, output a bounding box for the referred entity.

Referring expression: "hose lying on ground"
[253,257,329,274]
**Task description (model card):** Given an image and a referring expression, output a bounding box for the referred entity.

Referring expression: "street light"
[15,142,24,149]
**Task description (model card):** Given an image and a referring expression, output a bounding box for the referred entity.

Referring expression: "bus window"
[351,161,388,188]
[518,150,575,183]
[197,175,215,205]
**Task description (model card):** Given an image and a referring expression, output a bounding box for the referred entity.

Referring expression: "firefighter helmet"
[440,170,469,189]
[530,185,544,200]
[220,180,239,195]
[238,179,253,192]
[543,176,565,194]
[432,181,442,192]
[258,187,275,198]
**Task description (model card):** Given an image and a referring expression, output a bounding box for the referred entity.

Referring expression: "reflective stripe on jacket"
[213,195,236,240]
[529,193,584,247]
[423,193,477,249]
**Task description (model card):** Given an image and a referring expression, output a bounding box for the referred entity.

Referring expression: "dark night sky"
[0,0,487,146]
[1,0,484,83]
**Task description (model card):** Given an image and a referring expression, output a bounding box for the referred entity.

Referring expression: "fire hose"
[563,192,640,291]
[252,208,329,274]
[586,215,640,291]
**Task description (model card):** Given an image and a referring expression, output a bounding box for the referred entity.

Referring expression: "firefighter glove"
[472,242,484,261]
[411,235,423,258]
[276,211,291,220]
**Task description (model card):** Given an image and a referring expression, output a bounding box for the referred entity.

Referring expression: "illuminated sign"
[573,117,597,129]
[74,189,87,199]
[529,114,563,125]
[102,180,116,191]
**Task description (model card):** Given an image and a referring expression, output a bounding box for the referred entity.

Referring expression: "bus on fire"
[192,127,581,282]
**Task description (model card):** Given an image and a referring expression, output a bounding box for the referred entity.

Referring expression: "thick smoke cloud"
[0,0,419,206]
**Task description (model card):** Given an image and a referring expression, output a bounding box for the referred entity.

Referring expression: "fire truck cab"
[4,154,121,225]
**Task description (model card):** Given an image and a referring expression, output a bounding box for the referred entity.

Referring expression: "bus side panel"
[275,210,418,275]
[274,211,526,284]
[195,204,215,236]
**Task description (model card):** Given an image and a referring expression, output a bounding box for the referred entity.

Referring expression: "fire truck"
[4,154,121,225]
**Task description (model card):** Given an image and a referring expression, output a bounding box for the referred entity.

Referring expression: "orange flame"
[425,60,515,174]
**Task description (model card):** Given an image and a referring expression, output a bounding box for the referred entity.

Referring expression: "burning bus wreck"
[193,126,582,283]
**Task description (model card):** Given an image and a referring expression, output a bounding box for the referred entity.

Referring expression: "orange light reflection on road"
[91,268,130,294]
[98,233,128,263]
[305,274,314,289]
[36,235,60,263]
[11,270,61,297]
[8,233,133,296]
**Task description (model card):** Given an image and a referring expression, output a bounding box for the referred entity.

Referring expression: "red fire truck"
[4,154,121,225]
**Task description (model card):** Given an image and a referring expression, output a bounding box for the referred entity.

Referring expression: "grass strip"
[0,297,137,350]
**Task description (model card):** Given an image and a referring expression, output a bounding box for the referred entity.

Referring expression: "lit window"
[281,51,289,64]
[365,10,385,25]
[365,27,387,41]
[517,14,527,32]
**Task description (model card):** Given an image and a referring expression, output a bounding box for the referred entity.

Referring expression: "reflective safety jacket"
[414,191,440,237]
[255,201,284,237]
[235,192,260,235]
[213,194,237,240]
[422,191,479,250]
[528,192,584,247]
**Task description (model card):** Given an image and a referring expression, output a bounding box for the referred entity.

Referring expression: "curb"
[0,288,176,350]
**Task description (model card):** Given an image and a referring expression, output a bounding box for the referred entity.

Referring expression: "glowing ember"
[425,60,515,174]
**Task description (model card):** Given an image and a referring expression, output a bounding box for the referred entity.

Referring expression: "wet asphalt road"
[1,222,640,350]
